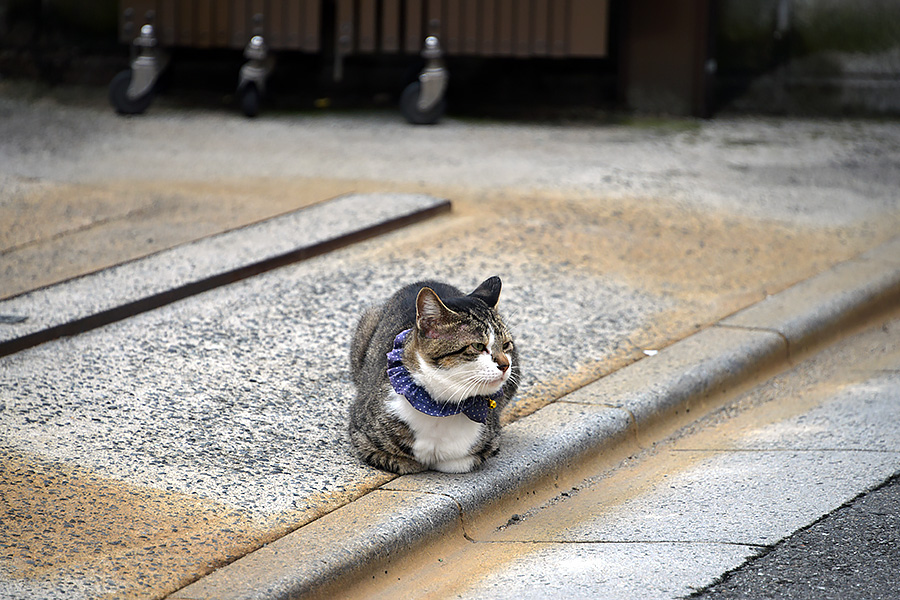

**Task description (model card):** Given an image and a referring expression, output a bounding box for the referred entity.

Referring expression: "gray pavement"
[2,83,900,599]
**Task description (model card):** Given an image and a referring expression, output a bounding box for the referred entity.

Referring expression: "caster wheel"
[400,81,445,125]
[239,83,261,118]
[108,70,155,115]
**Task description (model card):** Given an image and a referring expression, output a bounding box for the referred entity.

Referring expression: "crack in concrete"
[469,539,771,550]
[379,487,477,543]
[671,448,900,453]
[0,205,153,257]
[717,322,792,358]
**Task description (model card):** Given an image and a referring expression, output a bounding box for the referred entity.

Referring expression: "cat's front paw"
[361,452,426,475]
[432,456,478,473]
[392,458,429,474]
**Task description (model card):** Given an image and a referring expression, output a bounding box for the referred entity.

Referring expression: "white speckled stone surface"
[0,193,448,346]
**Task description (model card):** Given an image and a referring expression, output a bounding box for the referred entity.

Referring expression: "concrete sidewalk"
[3,218,899,600]
[168,236,900,600]
[325,310,900,600]
[2,84,900,599]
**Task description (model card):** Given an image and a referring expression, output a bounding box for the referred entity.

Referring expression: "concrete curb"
[171,235,900,600]
[0,194,451,358]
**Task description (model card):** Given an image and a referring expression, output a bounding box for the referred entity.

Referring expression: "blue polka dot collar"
[386,329,501,424]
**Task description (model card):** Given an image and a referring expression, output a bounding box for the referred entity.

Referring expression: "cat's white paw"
[433,456,477,473]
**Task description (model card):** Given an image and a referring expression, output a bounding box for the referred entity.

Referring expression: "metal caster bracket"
[417,36,448,113]
[239,35,275,95]
[128,24,168,101]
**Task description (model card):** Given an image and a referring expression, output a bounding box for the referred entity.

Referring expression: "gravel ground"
[2,82,900,227]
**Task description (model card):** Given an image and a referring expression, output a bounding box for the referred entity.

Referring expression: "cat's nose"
[497,362,509,373]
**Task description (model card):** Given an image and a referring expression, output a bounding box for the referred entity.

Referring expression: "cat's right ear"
[469,276,502,308]
[416,287,457,339]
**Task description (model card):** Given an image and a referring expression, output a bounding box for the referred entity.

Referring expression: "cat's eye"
[470,342,487,352]
[503,341,514,352]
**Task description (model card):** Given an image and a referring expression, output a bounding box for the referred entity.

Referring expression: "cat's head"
[407,277,517,404]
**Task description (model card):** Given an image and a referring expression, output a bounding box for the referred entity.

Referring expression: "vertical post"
[620,0,715,117]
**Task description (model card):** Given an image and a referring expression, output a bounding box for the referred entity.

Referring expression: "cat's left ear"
[469,276,502,308]
[416,287,458,339]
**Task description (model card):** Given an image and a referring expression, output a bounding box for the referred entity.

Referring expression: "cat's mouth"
[483,373,508,392]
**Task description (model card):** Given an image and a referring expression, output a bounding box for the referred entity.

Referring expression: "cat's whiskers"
[449,374,486,404]
[502,307,522,321]
[449,368,511,404]
[444,372,490,404]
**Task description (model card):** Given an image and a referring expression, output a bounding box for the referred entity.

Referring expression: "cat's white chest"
[386,391,484,473]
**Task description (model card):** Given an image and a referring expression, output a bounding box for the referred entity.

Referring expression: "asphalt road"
[692,474,900,600]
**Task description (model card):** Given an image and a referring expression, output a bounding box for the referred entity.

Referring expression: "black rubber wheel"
[108,70,155,115]
[239,83,261,118]
[399,81,446,125]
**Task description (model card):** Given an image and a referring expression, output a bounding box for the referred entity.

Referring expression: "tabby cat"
[349,276,519,474]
